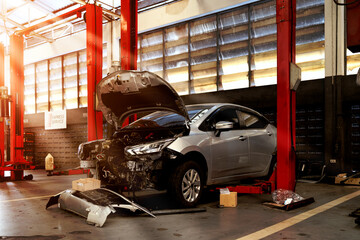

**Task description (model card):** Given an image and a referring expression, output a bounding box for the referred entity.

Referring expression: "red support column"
[10,34,25,180]
[276,0,297,191]
[120,0,138,127]
[121,0,138,70]
[0,43,4,177]
[86,4,103,141]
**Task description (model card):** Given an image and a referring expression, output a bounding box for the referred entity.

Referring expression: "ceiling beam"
[27,0,74,29]
[0,14,53,43]
[70,0,121,18]
[16,5,85,36]
[32,16,77,36]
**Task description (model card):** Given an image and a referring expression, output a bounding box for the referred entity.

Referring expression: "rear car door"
[238,111,276,173]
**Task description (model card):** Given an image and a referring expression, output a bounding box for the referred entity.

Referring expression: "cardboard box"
[72,178,101,191]
[220,192,238,207]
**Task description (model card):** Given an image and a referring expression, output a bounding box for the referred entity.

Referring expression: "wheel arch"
[183,151,208,184]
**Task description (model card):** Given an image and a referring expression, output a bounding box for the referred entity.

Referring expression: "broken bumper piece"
[46,188,155,227]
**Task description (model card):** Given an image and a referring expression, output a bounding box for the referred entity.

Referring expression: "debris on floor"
[271,189,304,205]
[263,189,315,211]
[46,188,155,227]
[335,173,360,185]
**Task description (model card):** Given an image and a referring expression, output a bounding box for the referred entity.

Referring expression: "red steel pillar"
[9,34,25,180]
[0,43,4,178]
[86,4,103,141]
[120,0,138,127]
[276,0,297,191]
[121,0,138,70]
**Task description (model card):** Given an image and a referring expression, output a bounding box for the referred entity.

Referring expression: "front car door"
[207,107,250,180]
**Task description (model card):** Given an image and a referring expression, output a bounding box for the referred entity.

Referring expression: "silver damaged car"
[78,70,277,207]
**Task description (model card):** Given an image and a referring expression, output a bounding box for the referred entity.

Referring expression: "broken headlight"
[125,138,175,156]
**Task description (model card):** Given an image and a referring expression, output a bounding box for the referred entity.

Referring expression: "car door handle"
[239,136,247,141]
[267,132,272,136]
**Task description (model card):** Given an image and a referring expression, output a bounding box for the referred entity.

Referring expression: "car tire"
[266,155,277,179]
[169,161,204,208]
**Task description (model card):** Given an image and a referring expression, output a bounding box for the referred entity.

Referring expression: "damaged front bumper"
[78,137,181,191]
[46,188,155,227]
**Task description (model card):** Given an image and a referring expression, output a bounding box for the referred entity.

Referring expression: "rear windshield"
[124,106,211,129]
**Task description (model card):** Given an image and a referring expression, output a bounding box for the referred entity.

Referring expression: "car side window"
[207,108,241,130]
[238,111,267,129]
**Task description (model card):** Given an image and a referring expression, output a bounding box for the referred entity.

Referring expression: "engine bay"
[78,126,186,191]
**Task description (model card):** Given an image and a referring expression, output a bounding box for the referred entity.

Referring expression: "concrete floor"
[0,170,359,240]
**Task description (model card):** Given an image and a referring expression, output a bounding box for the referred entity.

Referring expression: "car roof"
[185,103,265,118]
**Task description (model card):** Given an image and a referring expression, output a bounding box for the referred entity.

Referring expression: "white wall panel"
[138,0,252,32]
[24,0,252,65]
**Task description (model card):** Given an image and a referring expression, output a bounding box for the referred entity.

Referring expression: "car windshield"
[124,105,211,129]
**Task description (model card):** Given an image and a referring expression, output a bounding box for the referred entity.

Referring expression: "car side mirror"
[214,121,233,137]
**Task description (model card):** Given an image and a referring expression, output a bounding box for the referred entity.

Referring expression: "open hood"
[97,70,189,129]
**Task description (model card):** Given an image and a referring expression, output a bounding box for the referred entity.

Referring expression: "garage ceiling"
[0,0,179,47]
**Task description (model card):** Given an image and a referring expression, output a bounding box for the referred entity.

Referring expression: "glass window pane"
[250,0,277,87]
[103,45,108,77]
[65,87,78,109]
[219,8,249,90]
[79,50,87,107]
[49,57,62,111]
[79,96,87,108]
[24,64,35,114]
[190,16,217,94]
[165,24,189,95]
[64,52,78,109]
[347,50,360,75]
[141,31,164,77]
[36,60,48,113]
[137,39,141,70]
[296,0,325,80]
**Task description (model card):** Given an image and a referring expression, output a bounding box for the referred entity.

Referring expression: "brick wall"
[25,123,87,170]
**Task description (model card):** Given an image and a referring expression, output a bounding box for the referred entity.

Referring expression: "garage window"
[49,57,62,111]
[23,0,325,113]
[35,60,48,113]
[24,64,36,114]
[63,53,78,110]
[137,0,324,92]
[165,24,189,95]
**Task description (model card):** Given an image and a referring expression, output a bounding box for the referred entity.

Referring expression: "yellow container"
[45,153,54,171]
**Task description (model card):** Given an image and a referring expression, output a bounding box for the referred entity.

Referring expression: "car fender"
[167,134,212,184]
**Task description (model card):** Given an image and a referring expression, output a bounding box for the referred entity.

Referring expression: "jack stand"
[219,167,277,195]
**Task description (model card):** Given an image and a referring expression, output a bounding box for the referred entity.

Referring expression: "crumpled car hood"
[97,70,189,129]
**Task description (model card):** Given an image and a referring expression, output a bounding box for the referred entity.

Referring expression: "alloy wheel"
[181,169,201,202]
